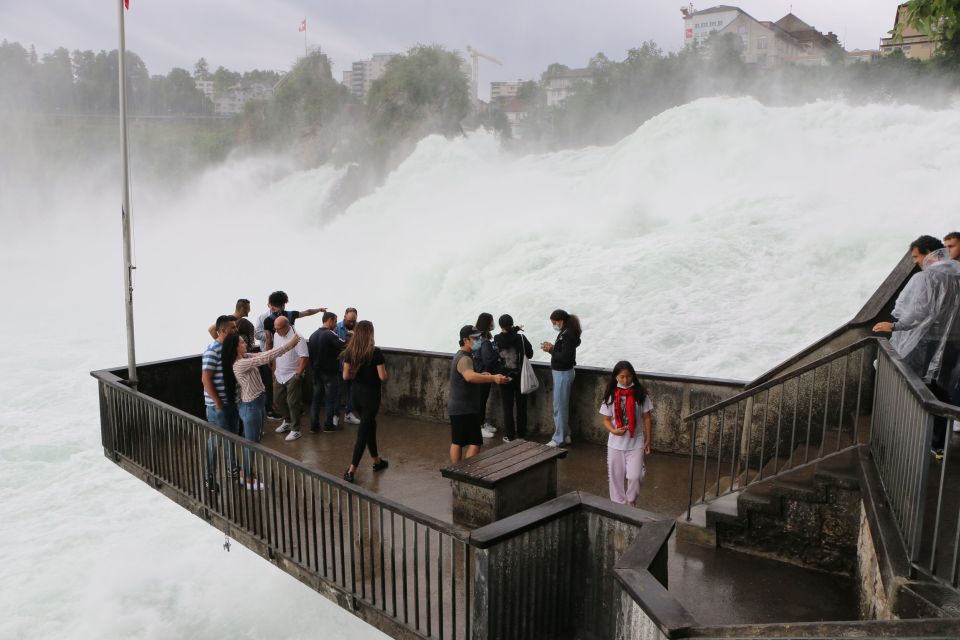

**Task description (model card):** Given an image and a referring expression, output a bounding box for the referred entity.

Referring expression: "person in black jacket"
[494,314,534,442]
[472,312,501,438]
[541,309,582,448]
[308,311,345,432]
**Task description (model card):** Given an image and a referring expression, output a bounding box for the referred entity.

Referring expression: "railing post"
[686,416,698,521]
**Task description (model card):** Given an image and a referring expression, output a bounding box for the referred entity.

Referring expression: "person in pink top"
[221,332,301,490]
[599,361,653,507]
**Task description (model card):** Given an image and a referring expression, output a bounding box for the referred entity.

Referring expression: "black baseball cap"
[459,325,482,341]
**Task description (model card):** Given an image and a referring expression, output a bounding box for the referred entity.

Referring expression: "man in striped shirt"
[202,315,240,492]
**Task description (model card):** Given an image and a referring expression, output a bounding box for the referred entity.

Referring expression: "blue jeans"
[238,394,265,476]
[310,370,342,428]
[205,403,240,480]
[551,369,576,445]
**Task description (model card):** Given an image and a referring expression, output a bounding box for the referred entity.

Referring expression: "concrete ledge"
[469,491,582,549]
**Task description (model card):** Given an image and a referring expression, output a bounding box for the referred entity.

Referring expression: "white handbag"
[519,334,539,395]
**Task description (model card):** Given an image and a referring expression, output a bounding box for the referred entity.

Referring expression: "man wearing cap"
[448,325,510,463]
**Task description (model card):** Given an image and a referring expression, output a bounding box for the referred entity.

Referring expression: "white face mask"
[552,323,561,332]
[617,382,634,389]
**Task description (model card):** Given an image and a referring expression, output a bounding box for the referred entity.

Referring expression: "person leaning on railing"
[221,331,301,490]
[873,244,960,460]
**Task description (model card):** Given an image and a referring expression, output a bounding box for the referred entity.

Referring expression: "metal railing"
[94,369,472,640]
[871,340,960,588]
[685,338,877,520]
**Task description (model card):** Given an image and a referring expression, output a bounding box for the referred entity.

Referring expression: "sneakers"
[285,430,302,442]
[373,459,389,472]
[545,440,560,448]
[267,411,282,420]
[309,425,321,434]
[246,479,264,491]
[953,420,960,433]
[345,412,361,425]
[275,421,292,433]
[204,477,220,492]
[333,415,340,427]
[481,426,495,438]
[343,469,355,483]
[932,448,945,461]
[502,436,514,443]
[323,424,342,432]
[482,422,497,432]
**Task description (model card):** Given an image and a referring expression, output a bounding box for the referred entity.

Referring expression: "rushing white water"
[3,97,960,638]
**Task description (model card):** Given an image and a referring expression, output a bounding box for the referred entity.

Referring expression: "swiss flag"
[298,18,306,33]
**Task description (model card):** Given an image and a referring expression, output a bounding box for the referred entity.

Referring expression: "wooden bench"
[440,440,567,528]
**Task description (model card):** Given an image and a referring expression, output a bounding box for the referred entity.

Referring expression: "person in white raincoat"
[874,248,960,456]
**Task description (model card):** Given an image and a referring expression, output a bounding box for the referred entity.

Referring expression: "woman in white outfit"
[599,361,652,506]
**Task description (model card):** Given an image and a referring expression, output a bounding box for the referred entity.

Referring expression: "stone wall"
[378,348,743,453]
[857,503,896,620]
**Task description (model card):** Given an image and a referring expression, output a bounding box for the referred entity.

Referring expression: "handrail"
[685,337,879,423]
[687,337,960,424]
[92,367,469,539]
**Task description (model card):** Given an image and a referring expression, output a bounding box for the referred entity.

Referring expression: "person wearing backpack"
[472,312,501,438]
[494,314,534,442]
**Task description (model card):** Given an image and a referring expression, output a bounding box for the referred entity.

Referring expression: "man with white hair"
[272,315,309,442]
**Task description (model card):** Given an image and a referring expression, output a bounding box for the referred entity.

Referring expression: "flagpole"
[117,0,138,388]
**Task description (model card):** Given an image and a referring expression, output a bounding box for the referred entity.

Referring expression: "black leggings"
[351,391,381,467]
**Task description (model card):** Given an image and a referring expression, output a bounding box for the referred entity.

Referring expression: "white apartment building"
[682,4,743,47]
[543,68,593,107]
[346,53,398,101]
[490,81,524,104]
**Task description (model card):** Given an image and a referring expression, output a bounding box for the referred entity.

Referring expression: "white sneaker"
[483,422,497,432]
[345,412,361,425]
[953,420,960,433]
[545,440,559,448]
[246,479,264,491]
[285,430,302,442]
[275,421,291,433]
[333,415,340,427]
[481,426,495,438]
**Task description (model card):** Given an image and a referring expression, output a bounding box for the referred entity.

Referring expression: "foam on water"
[2,97,960,637]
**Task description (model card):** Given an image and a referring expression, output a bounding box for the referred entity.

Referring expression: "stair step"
[705,492,742,527]
[676,503,716,548]
[738,483,780,515]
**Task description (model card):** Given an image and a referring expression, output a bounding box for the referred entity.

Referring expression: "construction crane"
[465,45,502,102]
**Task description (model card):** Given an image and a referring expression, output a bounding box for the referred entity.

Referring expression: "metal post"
[117,0,137,388]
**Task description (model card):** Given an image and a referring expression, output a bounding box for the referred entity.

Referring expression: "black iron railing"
[871,340,960,587]
[685,338,877,519]
[94,368,472,640]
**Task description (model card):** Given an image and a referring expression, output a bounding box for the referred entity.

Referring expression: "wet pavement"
[262,413,862,626]
[260,413,693,523]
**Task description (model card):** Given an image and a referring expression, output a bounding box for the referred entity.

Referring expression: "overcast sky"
[1,1,905,99]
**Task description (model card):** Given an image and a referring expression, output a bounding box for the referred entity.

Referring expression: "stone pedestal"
[441,440,566,528]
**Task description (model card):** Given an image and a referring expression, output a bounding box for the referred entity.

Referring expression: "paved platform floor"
[261,412,862,626]
[260,412,692,523]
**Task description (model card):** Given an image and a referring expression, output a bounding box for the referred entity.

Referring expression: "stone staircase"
[677,448,862,575]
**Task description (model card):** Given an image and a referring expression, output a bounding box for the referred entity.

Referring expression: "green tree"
[212,65,241,94]
[194,57,210,80]
[366,45,470,140]
[895,0,960,58]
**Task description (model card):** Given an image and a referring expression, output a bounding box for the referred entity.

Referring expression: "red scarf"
[613,386,638,438]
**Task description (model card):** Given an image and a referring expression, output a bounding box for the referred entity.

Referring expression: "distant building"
[542,68,593,107]
[500,98,528,139]
[683,5,842,67]
[346,53,398,101]
[846,49,881,64]
[880,3,938,60]
[191,78,275,116]
[490,80,524,105]
[773,14,841,66]
[682,4,744,47]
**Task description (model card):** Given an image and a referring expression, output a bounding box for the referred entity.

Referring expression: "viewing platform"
[91,255,960,639]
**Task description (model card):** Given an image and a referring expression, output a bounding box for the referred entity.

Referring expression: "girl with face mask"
[599,361,653,506]
[542,309,582,447]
